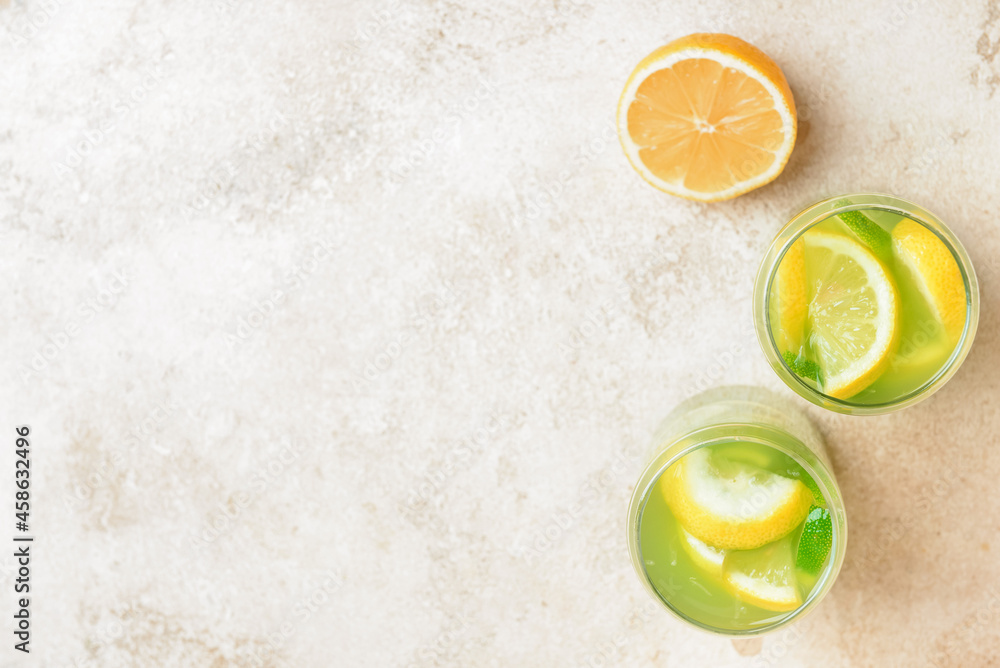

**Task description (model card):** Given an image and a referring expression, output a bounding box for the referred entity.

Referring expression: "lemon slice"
[892,219,967,343]
[802,230,900,399]
[771,238,807,353]
[660,448,812,551]
[724,535,802,612]
[617,33,796,201]
[678,525,727,577]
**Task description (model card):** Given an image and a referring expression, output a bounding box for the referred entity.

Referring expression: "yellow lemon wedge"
[891,219,968,343]
[771,237,807,353]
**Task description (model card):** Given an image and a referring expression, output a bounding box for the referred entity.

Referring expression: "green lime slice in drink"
[835,203,892,261]
[795,505,833,575]
[782,350,822,384]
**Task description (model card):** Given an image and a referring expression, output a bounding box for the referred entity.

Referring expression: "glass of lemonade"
[627,386,846,636]
[754,193,979,414]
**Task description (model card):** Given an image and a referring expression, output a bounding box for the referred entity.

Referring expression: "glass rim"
[626,422,847,637]
[753,193,980,415]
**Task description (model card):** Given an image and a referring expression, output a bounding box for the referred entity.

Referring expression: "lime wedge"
[782,350,822,385]
[795,506,833,575]
[835,205,893,260]
[801,475,825,508]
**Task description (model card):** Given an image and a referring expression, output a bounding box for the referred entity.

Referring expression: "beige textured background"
[2,0,1000,666]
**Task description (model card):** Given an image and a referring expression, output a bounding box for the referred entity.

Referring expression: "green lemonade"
[767,205,970,405]
[637,440,834,632]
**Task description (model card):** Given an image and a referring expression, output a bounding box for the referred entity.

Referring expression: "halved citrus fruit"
[660,448,813,551]
[617,33,797,201]
[802,230,900,399]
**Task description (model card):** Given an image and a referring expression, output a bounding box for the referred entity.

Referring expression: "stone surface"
[2,0,1000,666]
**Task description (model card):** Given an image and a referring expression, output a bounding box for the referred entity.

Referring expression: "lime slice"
[782,350,822,385]
[801,475,825,508]
[660,448,813,551]
[795,506,833,575]
[802,230,900,399]
[678,525,727,578]
[835,205,892,261]
[892,219,967,343]
[781,462,826,507]
[723,535,802,612]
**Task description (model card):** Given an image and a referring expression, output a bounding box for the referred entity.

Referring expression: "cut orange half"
[617,33,797,202]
